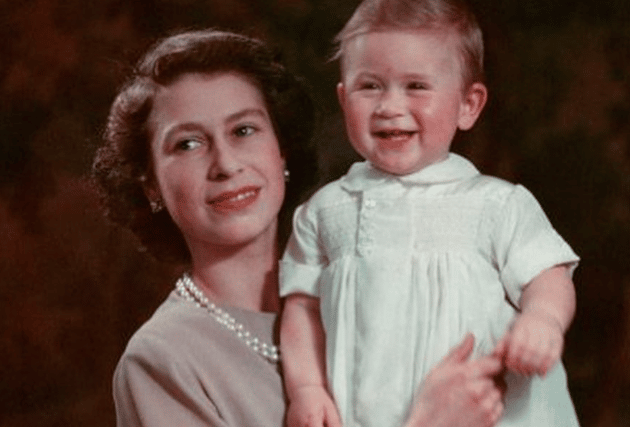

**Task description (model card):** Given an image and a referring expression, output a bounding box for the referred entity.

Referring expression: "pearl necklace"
[175,273,280,364]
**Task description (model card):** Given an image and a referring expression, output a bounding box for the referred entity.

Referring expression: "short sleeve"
[493,185,579,306]
[279,203,326,297]
[113,333,227,427]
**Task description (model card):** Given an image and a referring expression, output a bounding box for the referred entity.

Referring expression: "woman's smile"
[208,186,261,213]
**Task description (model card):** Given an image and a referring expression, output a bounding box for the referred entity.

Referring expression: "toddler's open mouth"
[373,129,416,139]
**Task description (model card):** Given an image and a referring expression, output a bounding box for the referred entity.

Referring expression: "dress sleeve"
[493,185,579,307]
[279,202,326,297]
[113,332,228,427]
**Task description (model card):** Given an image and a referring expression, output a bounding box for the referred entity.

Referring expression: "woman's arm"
[404,334,505,427]
[280,294,341,427]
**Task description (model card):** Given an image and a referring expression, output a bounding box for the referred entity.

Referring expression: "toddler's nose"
[374,89,406,118]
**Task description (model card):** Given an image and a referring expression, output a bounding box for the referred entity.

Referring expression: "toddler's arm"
[280,294,341,427]
[493,264,576,376]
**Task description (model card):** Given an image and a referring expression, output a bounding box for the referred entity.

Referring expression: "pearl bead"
[176,273,280,364]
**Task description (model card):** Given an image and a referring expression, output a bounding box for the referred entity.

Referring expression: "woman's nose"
[374,89,405,118]
[207,142,244,181]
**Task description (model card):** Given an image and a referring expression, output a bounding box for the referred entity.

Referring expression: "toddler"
[280,0,580,426]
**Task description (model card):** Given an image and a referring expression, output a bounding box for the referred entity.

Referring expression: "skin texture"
[336,29,487,176]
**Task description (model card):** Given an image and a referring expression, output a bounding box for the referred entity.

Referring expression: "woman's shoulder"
[112,292,204,410]
[112,292,285,426]
[118,292,278,368]
[118,292,198,363]
[114,292,249,390]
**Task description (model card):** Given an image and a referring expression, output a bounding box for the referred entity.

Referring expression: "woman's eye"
[234,125,256,137]
[175,139,202,151]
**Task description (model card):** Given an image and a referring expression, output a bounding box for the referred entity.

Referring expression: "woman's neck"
[188,236,281,313]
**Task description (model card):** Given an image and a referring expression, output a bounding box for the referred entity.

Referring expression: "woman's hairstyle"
[92,29,318,264]
[333,0,484,89]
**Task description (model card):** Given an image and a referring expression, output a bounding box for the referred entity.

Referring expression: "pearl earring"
[150,199,164,213]
[284,169,290,183]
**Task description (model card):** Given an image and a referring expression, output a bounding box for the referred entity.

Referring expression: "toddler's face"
[337,30,486,175]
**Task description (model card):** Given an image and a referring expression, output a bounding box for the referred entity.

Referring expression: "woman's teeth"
[231,190,256,201]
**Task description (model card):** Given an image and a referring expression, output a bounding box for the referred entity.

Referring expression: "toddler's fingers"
[524,346,544,373]
[507,346,535,376]
[491,336,508,362]
[470,354,504,379]
[528,331,562,376]
[299,415,322,427]
[323,404,342,427]
[467,376,496,402]
[504,337,524,373]
[534,342,553,377]
[538,344,562,377]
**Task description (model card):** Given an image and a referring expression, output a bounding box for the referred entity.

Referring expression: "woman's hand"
[286,385,342,427]
[404,334,505,427]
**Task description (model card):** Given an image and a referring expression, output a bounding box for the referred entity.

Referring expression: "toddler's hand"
[492,310,564,377]
[286,385,342,427]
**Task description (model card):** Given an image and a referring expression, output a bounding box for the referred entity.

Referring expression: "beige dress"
[113,291,285,427]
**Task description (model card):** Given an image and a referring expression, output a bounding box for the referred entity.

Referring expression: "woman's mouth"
[208,186,260,213]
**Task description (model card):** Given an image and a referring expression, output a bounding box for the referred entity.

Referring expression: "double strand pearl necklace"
[175,273,280,364]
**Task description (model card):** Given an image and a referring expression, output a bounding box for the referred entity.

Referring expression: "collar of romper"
[340,153,480,192]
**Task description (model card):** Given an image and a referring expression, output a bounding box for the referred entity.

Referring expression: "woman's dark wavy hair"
[92,29,318,264]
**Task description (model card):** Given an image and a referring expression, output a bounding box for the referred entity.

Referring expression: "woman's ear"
[457,82,488,131]
[141,174,165,213]
[140,174,161,205]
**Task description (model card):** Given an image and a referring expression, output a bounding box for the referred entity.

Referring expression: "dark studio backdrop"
[1,0,629,425]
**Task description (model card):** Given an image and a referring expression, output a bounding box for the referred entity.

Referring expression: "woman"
[93,29,505,427]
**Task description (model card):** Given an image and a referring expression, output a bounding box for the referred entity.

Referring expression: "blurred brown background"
[0,0,628,425]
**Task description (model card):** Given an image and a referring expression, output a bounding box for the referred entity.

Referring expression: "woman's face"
[145,72,286,253]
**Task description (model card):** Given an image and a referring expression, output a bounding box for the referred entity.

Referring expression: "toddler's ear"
[336,82,347,111]
[458,82,487,131]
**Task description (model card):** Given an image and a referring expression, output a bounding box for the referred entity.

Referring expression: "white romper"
[280,154,580,427]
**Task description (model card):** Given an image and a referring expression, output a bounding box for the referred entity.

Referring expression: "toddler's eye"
[408,81,428,90]
[234,125,256,137]
[175,139,202,151]
[359,82,380,90]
